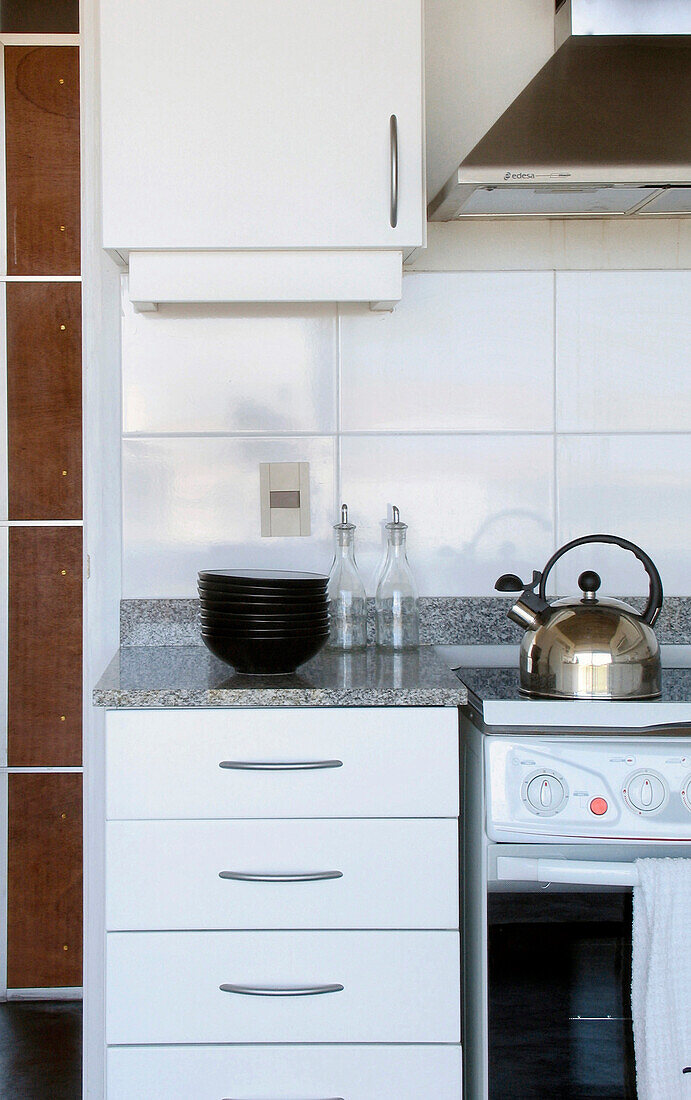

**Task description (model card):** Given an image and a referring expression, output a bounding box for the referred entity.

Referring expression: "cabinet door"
[7,773,82,988]
[100,0,423,251]
[5,46,80,275]
[1,1,79,33]
[6,282,82,520]
[7,526,82,766]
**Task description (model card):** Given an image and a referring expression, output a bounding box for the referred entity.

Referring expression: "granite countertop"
[93,644,467,708]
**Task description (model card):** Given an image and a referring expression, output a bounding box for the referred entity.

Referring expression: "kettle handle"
[538,534,663,627]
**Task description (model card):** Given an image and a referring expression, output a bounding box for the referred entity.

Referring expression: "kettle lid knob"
[578,570,601,599]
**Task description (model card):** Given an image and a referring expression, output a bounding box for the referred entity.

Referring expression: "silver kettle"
[496,534,663,700]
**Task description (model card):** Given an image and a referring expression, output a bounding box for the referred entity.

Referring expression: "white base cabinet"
[103,707,460,1098]
[107,1045,462,1100]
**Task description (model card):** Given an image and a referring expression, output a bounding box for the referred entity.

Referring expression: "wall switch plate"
[260,462,311,537]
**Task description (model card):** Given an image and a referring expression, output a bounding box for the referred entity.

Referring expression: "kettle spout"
[495,571,550,632]
[507,600,543,632]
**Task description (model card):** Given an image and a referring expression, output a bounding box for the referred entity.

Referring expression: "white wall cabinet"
[100,0,425,255]
[102,706,461,1098]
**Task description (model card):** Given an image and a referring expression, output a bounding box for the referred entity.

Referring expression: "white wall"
[121,222,691,600]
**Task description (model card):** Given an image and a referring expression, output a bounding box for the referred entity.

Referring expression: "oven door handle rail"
[495,855,643,888]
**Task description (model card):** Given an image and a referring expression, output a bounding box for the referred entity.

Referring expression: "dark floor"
[0,1001,81,1099]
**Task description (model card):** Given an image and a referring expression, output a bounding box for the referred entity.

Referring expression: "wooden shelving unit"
[1,28,83,996]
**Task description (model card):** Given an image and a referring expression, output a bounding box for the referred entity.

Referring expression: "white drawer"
[105,707,459,819]
[106,818,459,930]
[106,1044,462,1100]
[106,930,460,1044]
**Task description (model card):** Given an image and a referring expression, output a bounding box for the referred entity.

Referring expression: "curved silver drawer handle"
[219,870,343,883]
[220,983,344,997]
[390,113,399,228]
[219,759,343,771]
[223,1097,345,1099]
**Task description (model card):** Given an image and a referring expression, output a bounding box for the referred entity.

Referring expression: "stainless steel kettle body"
[496,534,663,700]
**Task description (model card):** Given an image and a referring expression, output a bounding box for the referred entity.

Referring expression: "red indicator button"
[590,797,608,816]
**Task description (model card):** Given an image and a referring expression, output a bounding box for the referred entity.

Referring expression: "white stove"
[449,646,691,1100]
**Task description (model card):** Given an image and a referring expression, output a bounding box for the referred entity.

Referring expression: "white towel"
[632,858,691,1100]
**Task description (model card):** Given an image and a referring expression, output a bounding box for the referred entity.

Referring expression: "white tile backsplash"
[120,267,690,598]
[556,271,691,432]
[340,434,555,596]
[122,436,335,596]
[122,284,337,434]
[556,434,691,595]
[340,273,555,432]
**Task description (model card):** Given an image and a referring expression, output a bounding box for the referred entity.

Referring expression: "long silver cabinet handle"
[220,983,344,997]
[219,759,343,771]
[389,113,399,228]
[219,870,343,883]
[223,1097,345,1099]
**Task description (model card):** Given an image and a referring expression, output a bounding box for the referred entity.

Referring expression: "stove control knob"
[623,771,667,815]
[523,773,567,815]
[681,776,691,813]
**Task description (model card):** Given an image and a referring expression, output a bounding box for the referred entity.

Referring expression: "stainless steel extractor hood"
[429,0,691,219]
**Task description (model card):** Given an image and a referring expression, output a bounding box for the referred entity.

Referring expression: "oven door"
[485,842,690,1100]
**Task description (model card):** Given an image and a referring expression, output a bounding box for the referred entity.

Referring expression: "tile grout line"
[552,269,559,594]
[335,306,342,516]
[404,265,685,276]
[120,428,691,440]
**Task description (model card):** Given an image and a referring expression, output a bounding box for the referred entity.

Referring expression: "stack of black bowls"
[198,569,329,674]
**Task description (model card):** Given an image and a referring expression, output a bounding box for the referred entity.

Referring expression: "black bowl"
[202,624,329,639]
[199,569,327,583]
[198,588,328,609]
[198,586,327,604]
[198,569,327,591]
[201,626,329,638]
[201,611,329,628]
[201,630,328,674]
[200,603,328,618]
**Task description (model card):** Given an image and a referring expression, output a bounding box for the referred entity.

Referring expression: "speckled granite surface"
[118,597,526,646]
[93,644,467,708]
[625,597,691,644]
[120,596,691,647]
[457,665,691,703]
[121,599,201,646]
